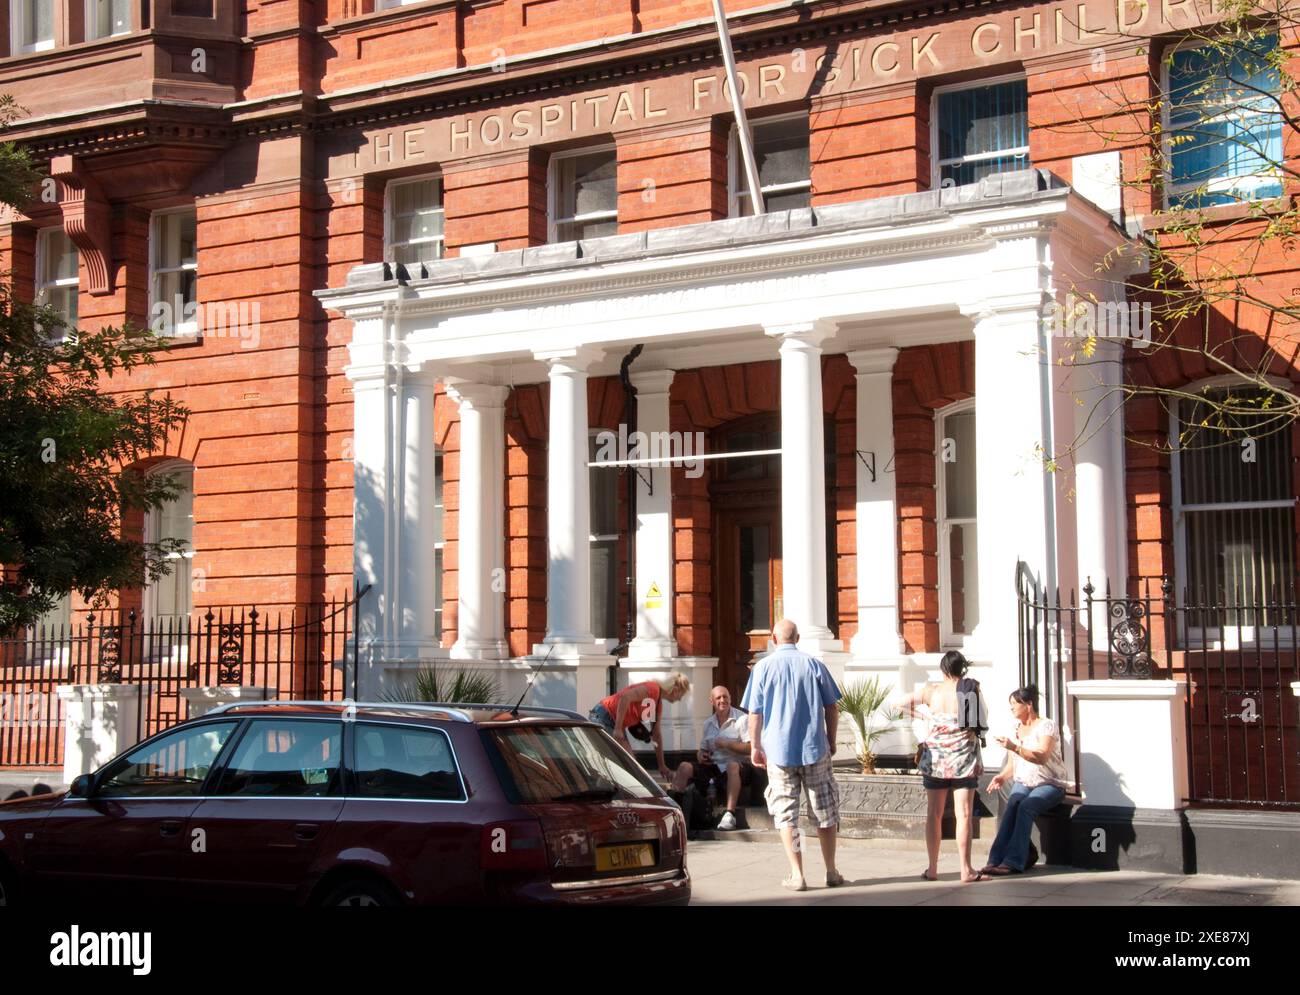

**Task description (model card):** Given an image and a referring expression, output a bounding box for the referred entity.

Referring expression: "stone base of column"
[1067,679,1189,810]
[841,656,918,760]
[617,656,716,752]
[449,639,510,662]
[181,686,277,720]
[625,637,680,663]
[56,684,144,785]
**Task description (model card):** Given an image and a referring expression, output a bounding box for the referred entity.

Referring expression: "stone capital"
[846,347,900,376]
[764,318,837,347]
[535,345,605,372]
[445,381,510,409]
[628,368,676,394]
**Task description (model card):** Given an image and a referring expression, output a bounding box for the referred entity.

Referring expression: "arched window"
[144,461,195,629]
[1172,383,1295,622]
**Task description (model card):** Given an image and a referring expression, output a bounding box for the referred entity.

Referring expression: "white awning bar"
[588,447,781,468]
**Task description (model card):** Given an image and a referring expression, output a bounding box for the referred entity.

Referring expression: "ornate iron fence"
[0,587,368,769]
[1017,565,1300,809]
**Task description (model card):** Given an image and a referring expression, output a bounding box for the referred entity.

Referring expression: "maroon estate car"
[0,701,690,907]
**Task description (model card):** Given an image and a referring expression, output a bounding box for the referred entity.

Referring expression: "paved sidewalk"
[686,838,1300,906]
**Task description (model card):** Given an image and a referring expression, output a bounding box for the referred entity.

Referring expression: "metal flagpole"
[711,0,764,215]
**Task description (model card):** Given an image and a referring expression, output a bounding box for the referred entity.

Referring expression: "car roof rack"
[204,699,587,722]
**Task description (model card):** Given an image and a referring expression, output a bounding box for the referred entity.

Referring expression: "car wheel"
[319,876,402,908]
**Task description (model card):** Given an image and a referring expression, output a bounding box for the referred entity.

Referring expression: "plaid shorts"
[764,753,840,829]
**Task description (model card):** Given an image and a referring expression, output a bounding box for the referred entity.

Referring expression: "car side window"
[353,723,465,801]
[213,719,343,797]
[98,722,238,798]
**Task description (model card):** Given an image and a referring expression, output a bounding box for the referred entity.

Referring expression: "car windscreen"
[485,724,660,804]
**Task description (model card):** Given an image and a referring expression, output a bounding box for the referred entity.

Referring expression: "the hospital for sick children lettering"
[358,0,1210,168]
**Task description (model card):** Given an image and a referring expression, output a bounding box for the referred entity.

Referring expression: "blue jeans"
[987,782,1065,871]
[588,704,615,732]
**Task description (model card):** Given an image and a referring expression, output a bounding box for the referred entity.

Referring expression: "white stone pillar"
[846,347,904,659]
[626,369,678,663]
[347,339,444,696]
[56,684,143,784]
[181,686,277,720]
[1072,337,1127,629]
[766,320,841,656]
[534,346,604,656]
[446,382,510,661]
[1068,680,1189,809]
[970,299,1057,683]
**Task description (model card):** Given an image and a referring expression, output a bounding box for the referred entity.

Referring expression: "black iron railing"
[0,586,369,768]
[1016,564,1300,809]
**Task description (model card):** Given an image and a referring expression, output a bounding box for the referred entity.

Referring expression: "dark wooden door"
[714,509,782,702]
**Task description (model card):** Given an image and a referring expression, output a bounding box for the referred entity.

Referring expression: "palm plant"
[838,677,897,773]
[383,665,502,705]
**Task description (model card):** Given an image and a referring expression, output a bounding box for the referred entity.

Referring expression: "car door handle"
[294,823,321,842]
[159,820,183,838]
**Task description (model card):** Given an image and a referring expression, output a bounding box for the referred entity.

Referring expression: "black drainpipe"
[609,344,644,694]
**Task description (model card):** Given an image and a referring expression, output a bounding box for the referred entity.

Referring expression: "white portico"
[318,169,1134,750]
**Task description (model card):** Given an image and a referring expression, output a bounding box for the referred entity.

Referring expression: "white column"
[347,344,443,685]
[534,346,604,656]
[970,299,1057,681]
[766,320,841,656]
[846,347,904,659]
[626,369,678,662]
[447,382,510,660]
[1073,338,1127,616]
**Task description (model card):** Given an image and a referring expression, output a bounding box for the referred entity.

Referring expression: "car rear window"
[486,724,660,804]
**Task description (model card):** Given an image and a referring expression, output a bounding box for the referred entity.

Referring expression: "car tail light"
[542,826,593,869]
[480,820,547,871]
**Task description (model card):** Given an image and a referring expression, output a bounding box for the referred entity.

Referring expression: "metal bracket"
[856,450,876,483]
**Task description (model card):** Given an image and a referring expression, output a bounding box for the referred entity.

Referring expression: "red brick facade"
[2,0,1297,662]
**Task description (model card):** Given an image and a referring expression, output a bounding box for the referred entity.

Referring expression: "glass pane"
[216,720,343,797]
[99,722,237,797]
[353,724,464,800]
[588,436,619,537]
[31,0,54,44]
[761,187,811,212]
[939,151,1030,187]
[942,410,977,519]
[947,524,979,634]
[938,80,1028,163]
[1185,508,1296,615]
[153,466,194,620]
[1179,389,1291,504]
[488,725,659,803]
[567,152,617,218]
[753,118,810,189]
[739,525,771,632]
[157,211,197,269]
[49,286,77,327]
[590,538,618,639]
[44,230,77,282]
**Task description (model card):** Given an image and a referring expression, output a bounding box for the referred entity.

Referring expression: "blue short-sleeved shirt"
[740,644,842,768]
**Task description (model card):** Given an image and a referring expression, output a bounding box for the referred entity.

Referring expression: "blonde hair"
[659,673,691,695]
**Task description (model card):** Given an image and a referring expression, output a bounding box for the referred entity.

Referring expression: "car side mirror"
[67,774,94,799]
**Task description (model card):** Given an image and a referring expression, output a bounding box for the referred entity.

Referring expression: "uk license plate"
[595,843,654,872]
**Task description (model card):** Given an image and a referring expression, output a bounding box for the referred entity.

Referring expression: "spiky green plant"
[838,677,897,773]
[383,666,502,705]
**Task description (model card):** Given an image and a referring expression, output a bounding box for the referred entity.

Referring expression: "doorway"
[711,416,783,701]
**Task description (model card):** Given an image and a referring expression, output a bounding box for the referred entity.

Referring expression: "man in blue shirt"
[743,618,844,891]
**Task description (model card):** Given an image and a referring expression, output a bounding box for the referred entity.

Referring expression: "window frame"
[84,0,132,40]
[34,226,78,342]
[9,0,55,55]
[384,173,445,269]
[149,206,199,339]
[936,399,978,647]
[548,144,619,244]
[1169,377,1296,646]
[1160,34,1285,210]
[726,111,812,218]
[143,459,196,657]
[930,72,1031,190]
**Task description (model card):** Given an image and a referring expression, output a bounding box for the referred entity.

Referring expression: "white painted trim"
[1066,679,1183,700]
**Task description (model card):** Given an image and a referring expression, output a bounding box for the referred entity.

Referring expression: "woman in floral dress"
[896,651,987,883]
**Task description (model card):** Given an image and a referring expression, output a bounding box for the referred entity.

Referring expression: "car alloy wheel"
[320,876,401,908]
[336,893,380,907]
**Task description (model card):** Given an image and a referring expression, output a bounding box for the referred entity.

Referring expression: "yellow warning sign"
[644,582,663,610]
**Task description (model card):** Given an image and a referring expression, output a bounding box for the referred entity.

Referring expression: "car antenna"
[510,642,558,718]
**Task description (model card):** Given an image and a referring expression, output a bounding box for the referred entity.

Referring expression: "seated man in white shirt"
[699,685,751,830]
